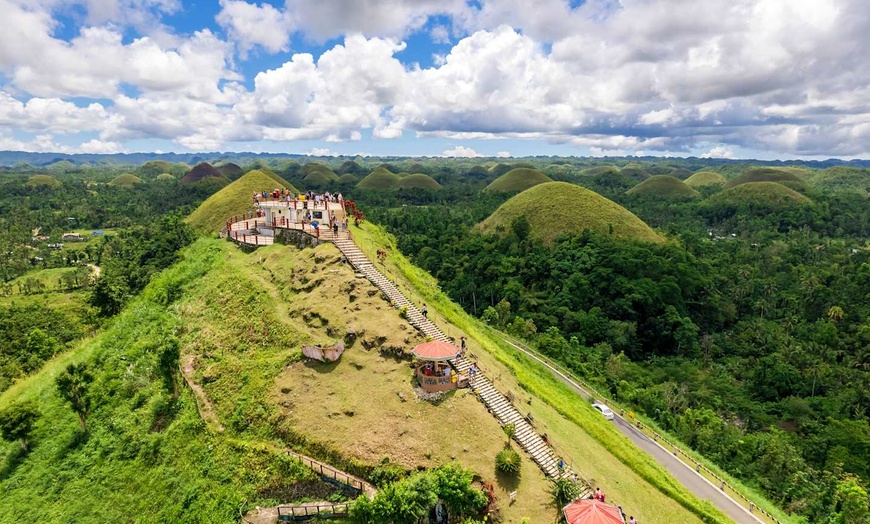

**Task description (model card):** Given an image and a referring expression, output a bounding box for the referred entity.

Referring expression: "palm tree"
[827,305,845,322]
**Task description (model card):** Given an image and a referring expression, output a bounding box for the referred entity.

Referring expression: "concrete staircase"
[333,237,589,492]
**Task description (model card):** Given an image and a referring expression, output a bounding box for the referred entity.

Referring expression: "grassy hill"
[108,173,143,187]
[483,168,552,193]
[337,173,358,184]
[801,166,870,193]
[708,181,813,210]
[356,167,401,190]
[619,163,650,183]
[479,182,663,244]
[179,162,225,185]
[685,171,726,188]
[25,174,61,188]
[626,175,700,199]
[724,167,810,191]
[215,162,244,180]
[154,173,176,182]
[396,173,441,190]
[300,163,339,182]
[186,170,296,233]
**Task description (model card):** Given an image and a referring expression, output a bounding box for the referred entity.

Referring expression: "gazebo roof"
[563,499,624,524]
[412,340,459,361]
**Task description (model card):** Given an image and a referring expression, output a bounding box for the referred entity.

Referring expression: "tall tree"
[56,363,94,432]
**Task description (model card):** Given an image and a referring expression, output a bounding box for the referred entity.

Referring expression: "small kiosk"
[412,341,462,393]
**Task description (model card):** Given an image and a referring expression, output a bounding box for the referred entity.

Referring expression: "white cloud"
[701,146,735,159]
[496,151,511,158]
[216,0,293,55]
[442,145,483,157]
[0,93,108,134]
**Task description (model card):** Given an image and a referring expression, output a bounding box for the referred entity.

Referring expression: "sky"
[0,0,868,160]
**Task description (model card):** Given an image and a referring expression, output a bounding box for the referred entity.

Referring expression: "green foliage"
[56,362,94,432]
[724,167,809,191]
[156,337,181,397]
[357,167,402,190]
[108,173,143,187]
[397,173,442,190]
[0,400,40,451]
[503,422,516,442]
[495,448,521,474]
[549,477,581,506]
[350,464,485,524]
[185,170,297,232]
[684,171,726,188]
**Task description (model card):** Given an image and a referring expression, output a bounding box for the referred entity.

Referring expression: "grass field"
[5,267,88,294]
[348,221,732,524]
[627,175,700,198]
[186,170,296,233]
[483,168,552,193]
[479,181,664,245]
[396,173,442,189]
[723,168,809,191]
[108,173,143,187]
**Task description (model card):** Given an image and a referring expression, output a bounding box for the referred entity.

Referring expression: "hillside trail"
[180,354,224,432]
[498,336,765,524]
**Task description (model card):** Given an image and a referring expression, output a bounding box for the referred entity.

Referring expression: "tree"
[0,400,40,452]
[56,363,94,432]
[157,338,181,398]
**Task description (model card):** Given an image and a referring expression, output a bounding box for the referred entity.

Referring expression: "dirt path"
[499,337,764,524]
[86,263,101,277]
[180,354,224,432]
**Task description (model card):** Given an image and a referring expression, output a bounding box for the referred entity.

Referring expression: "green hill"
[396,173,442,190]
[186,170,296,233]
[215,162,244,180]
[708,181,813,210]
[627,175,700,199]
[138,160,175,177]
[108,173,143,187]
[802,166,870,193]
[619,163,650,183]
[356,167,401,190]
[300,163,339,181]
[483,168,552,193]
[479,182,663,244]
[337,173,358,184]
[25,175,61,188]
[155,173,176,182]
[685,171,726,188]
[724,167,809,191]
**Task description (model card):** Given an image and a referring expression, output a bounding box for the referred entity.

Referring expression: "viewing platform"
[224,198,350,246]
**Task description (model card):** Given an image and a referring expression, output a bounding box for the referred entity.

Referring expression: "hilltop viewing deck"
[224,198,350,246]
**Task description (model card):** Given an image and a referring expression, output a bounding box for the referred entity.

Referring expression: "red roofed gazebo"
[412,341,460,393]
[563,499,625,524]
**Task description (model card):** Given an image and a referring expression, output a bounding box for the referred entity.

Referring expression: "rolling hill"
[396,173,441,190]
[356,167,401,190]
[724,167,809,191]
[185,169,297,233]
[685,171,726,188]
[155,173,176,182]
[215,162,244,180]
[483,168,552,193]
[108,173,143,187]
[478,181,663,244]
[626,175,700,199]
[25,174,61,188]
[179,162,225,185]
[707,181,813,210]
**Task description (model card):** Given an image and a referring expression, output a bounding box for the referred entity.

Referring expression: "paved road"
[500,338,762,524]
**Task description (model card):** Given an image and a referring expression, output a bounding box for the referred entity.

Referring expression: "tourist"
[422,304,428,318]
[629,517,637,524]
[333,222,339,236]
[341,218,347,231]
[469,363,478,375]
[558,459,565,472]
[460,336,467,356]
[594,488,602,501]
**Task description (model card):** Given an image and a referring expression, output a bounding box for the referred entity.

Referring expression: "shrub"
[495,449,522,475]
[550,477,581,506]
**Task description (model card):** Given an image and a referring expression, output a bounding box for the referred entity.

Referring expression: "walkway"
[333,236,589,490]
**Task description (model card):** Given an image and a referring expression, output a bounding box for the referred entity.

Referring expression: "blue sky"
[0,0,868,159]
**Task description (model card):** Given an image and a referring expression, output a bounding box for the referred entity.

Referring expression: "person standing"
[460,336,467,356]
[422,304,428,319]
[629,517,637,524]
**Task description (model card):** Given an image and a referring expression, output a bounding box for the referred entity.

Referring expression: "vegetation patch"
[483,168,552,193]
[186,170,292,233]
[707,181,813,210]
[479,181,663,245]
[179,162,225,185]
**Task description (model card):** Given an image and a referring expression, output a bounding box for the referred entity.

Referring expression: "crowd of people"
[252,189,343,208]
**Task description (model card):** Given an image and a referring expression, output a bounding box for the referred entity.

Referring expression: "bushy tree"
[56,363,94,432]
[0,400,40,452]
[495,449,521,475]
[157,338,181,398]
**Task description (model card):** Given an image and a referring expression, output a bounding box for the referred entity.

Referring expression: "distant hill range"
[1,151,869,168]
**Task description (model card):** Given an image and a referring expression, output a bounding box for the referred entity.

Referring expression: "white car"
[592,402,615,420]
